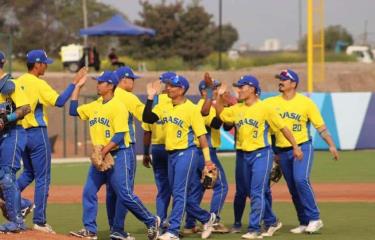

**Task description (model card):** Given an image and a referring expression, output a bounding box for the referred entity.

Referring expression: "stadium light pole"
[218,0,223,70]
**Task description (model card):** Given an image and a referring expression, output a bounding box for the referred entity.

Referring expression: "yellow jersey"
[77,97,129,148]
[114,88,144,144]
[264,93,324,147]
[194,99,221,148]
[152,99,207,151]
[0,79,29,125]
[142,93,172,145]
[220,100,285,151]
[16,73,59,129]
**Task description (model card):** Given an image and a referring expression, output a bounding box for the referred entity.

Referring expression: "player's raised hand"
[75,73,87,88]
[73,67,88,85]
[217,83,227,96]
[152,80,162,95]
[146,82,157,100]
[329,146,339,161]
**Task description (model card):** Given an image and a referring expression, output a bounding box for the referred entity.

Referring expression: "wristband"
[202,147,211,162]
[6,112,17,122]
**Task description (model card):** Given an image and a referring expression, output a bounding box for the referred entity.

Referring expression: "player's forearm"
[102,132,125,155]
[55,83,75,107]
[198,135,212,162]
[201,98,212,116]
[5,104,31,123]
[214,97,225,118]
[210,117,222,129]
[69,100,79,116]
[143,131,151,155]
[318,126,336,149]
[142,99,159,123]
[280,127,298,149]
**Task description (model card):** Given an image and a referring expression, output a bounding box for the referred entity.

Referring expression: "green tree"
[211,23,239,52]
[121,1,184,59]
[0,0,117,57]
[299,24,354,51]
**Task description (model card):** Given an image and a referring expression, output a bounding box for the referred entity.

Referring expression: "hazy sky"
[100,0,375,48]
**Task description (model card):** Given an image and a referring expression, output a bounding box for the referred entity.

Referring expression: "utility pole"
[298,0,302,46]
[218,0,222,70]
[363,20,368,45]
[82,0,89,67]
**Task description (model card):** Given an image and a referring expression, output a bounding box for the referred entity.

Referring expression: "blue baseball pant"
[232,150,247,228]
[0,126,26,225]
[185,147,228,228]
[151,144,171,224]
[166,147,211,236]
[83,148,156,233]
[17,127,51,225]
[241,147,273,233]
[278,141,320,225]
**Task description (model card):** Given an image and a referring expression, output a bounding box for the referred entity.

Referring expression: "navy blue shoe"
[0,221,27,233]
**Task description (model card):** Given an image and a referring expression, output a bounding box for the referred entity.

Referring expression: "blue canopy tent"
[79,14,156,36]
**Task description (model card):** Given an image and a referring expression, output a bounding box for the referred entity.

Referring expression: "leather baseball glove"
[201,162,218,189]
[270,161,282,184]
[204,72,214,88]
[90,145,114,171]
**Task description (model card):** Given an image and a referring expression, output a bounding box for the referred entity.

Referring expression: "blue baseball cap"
[115,66,140,80]
[167,75,189,92]
[0,51,5,65]
[26,50,53,64]
[159,71,176,83]
[198,79,221,91]
[93,71,119,85]
[233,75,261,94]
[275,69,299,83]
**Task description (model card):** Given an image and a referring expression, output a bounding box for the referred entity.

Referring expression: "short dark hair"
[0,63,4,69]
[27,62,36,71]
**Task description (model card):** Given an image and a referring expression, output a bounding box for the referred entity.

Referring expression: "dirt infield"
[0,230,76,240]
[20,183,375,204]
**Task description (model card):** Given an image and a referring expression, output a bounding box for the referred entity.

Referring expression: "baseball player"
[0,51,30,233]
[184,78,229,234]
[105,66,146,238]
[215,75,303,239]
[143,75,217,240]
[142,71,176,232]
[16,49,87,233]
[69,71,160,240]
[264,69,339,234]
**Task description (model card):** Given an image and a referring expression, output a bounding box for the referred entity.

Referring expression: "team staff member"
[215,75,303,239]
[265,69,339,234]
[69,71,160,240]
[0,52,30,233]
[143,75,217,240]
[16,50,87,233]
[142,71,176,231]
[184,79,229,234]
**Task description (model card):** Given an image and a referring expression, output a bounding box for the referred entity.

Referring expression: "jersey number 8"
[176,130,182,138]
[105,130,110,138]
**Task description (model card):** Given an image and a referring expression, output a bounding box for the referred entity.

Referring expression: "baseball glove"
[270,161,282,184]
[90,145,114,171]
[204,72,214,88]
[201,163,218,189]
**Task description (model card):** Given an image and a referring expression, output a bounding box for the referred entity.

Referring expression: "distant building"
[260,38,281,51]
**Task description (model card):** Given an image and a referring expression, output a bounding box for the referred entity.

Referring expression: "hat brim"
[275,74,289,81]
[232,83,244,87]
[45,58,54,64]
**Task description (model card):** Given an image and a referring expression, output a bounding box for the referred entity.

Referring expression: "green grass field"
[5,150,375,239]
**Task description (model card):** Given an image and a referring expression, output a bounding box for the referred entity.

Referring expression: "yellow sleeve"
[191,106,207,137]
[204,107,216,127]
[307,99,325,129]
[152,104,162,119]
[142,122,151,131]
[10,81,29,107]
[77,102,93,121]
[132,95,145,122]
[112,104,128,133]
[266,105,286,131]
[219,106,235,123]
[38,80,59,106]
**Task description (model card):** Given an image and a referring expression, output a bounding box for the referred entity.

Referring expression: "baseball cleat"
[241,232,263,239]
[33,223,56,234]
[110,231,135,240]
[147,216,161,240]
[212,222,229,233]
[261,220,282,237]
[230,226,242,234]
[289,225,307,234]
[182,226,202,235]
[305,219,323,233]
[201,213,216,239]
[158,232,180,240]
[0,221,27,233]
[70,228,98,239]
